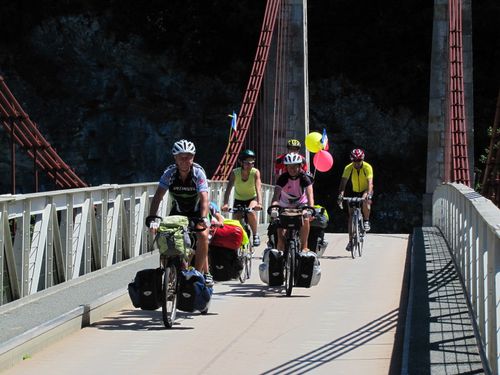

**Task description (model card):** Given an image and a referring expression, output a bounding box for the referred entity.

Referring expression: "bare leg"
[299,219,310,251]
[362,201,371,221]
[195,230,209,273]
[247,211,258,236]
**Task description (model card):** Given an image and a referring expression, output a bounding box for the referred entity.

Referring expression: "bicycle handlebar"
[226,206,261,214]
[340,197,366,209]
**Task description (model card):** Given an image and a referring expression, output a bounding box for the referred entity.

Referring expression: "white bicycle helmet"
[284,153,302,165]
[172,139,196,155]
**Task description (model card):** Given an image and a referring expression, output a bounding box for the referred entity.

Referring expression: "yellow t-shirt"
[233,167,257,200]
[341,162,373,193]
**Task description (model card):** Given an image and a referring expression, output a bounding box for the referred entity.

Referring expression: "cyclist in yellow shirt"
[337,149,374,252]
[222,149,263,246]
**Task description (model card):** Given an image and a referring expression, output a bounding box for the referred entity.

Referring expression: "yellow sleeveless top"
[233,168,257,200]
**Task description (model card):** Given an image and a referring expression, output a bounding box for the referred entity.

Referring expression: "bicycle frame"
[342,197,365,258]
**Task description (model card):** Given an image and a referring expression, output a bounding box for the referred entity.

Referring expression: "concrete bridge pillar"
[284,0,310,163]
[423,0,474,225]
[260,0,310,182]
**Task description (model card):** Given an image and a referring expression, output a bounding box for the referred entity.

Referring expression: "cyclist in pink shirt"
[271,153,314,252]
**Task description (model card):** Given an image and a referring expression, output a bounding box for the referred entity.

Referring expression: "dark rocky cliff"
[0,1,498,233]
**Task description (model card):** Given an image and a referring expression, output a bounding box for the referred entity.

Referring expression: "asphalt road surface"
[4,233,409,375]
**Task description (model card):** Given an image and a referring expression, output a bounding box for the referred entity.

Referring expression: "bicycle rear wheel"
[284,240,296,296]
[162,262,178,328]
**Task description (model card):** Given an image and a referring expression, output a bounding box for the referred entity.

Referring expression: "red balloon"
[313,150,334,172]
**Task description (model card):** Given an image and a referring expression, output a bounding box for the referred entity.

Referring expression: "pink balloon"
[313,150,334,172]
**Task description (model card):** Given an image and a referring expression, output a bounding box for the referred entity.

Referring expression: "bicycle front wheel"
[285,240,296,296]
[357,218,364,257]
[351,214,358,259]
[162,262,178,328]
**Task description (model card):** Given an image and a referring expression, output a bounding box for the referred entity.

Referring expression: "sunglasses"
[243,160,255,165]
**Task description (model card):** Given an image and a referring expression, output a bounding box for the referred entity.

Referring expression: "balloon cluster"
[305,131,333,172]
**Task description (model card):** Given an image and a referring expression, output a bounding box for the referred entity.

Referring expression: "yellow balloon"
[305,132,323,153]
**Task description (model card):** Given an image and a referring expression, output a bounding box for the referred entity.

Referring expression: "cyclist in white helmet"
[148,139,213,286]
[271,153,315,252]
[274,138,308,179]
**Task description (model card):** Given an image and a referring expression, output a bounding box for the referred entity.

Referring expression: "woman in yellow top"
[222,149,263,246]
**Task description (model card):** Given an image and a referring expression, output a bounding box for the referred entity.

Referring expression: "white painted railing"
[433,182,500,374]
[0,181,275,306]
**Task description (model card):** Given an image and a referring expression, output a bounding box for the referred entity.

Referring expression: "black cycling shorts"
[234,197,256,208]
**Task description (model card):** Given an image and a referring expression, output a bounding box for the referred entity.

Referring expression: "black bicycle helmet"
[239,149,256,160]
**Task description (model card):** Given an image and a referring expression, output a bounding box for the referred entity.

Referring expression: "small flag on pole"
[229,111,237,132]
[321,128,329,151]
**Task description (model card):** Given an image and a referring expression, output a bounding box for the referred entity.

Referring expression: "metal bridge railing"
[433,182,500,373]
[0,181,275,306]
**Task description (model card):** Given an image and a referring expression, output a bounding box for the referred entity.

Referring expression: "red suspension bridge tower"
[423,0,474,224]
[0,76,87,193]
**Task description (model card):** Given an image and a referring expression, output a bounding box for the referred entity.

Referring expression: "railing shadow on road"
[320,255,352,260]
[214,282,310,299]
[90,309,207,331]
[259,308,399,375]
[403,228,487,375]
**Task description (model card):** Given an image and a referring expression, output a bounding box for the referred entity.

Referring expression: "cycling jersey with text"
[158,163,209,213]
[275,172,313,207]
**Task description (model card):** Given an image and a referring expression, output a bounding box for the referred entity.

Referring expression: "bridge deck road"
[3,233,409,375]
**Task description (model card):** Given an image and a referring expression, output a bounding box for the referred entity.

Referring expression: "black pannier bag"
[268,249,284,286]
[176,268,213,313]
[128,268,163,310]
[267,220,279,248]
[209,246,243,281]
[295,251,321,288]
[308,226,324,254]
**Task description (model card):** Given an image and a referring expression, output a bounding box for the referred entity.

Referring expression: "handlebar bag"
[279,211,303,229]
[155,215,191,259]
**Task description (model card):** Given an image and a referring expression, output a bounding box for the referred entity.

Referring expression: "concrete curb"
[400,229,417,375]
[0,254,157,372]
[0,288,129,372]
